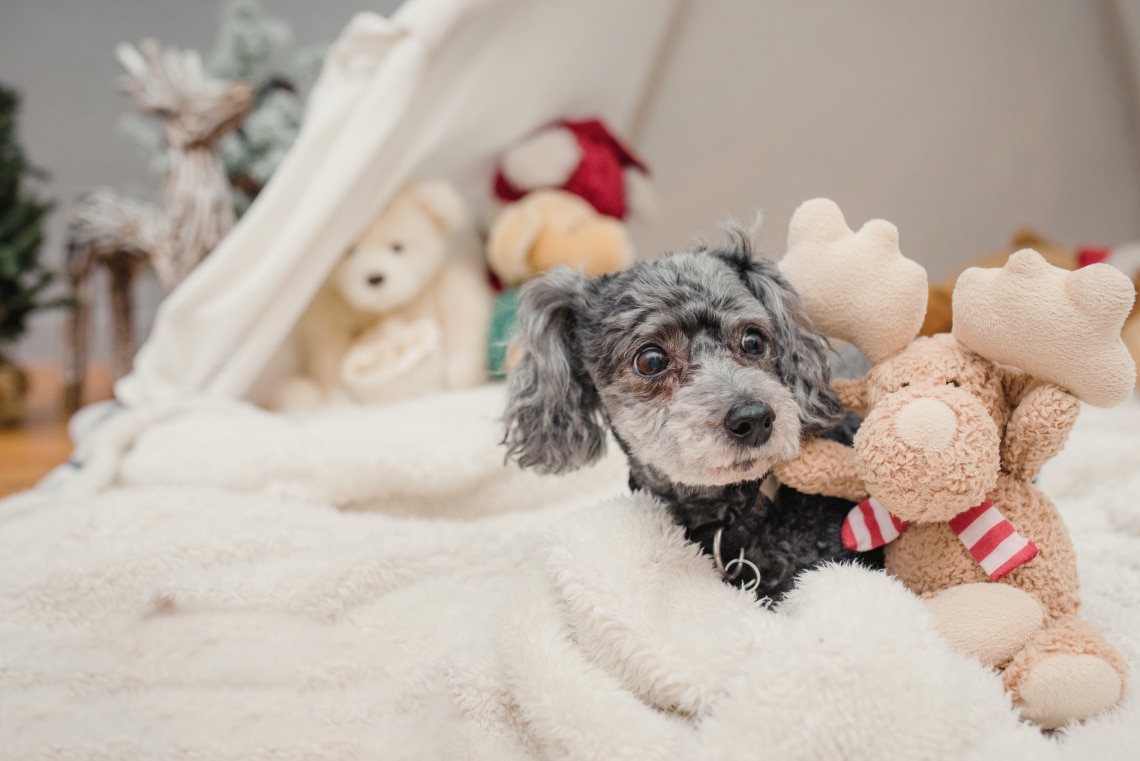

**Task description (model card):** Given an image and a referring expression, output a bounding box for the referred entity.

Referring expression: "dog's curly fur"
[503,235,882,600]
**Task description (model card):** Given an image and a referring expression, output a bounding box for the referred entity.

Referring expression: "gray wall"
[4,0,1140,363]
[636,0,1140,281]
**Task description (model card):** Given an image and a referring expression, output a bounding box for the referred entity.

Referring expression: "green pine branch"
[0,82,58,348]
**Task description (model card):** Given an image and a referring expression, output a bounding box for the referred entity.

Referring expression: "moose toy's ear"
[410,180,469,236]
[503,267,606,474]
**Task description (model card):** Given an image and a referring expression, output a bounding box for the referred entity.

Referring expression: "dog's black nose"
[724,402,775,447]
[367,273,385,286]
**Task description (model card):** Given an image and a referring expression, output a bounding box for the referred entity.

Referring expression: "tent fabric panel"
[118,0,679,406]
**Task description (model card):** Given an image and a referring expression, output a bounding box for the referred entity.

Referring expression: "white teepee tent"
[117,0,682,406]
[115,0,1140,408]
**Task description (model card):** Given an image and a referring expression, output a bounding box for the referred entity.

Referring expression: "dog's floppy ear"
[503,266,605,473]
[715,245,846,436]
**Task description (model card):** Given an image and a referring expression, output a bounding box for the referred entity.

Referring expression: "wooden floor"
[0,364,112,497]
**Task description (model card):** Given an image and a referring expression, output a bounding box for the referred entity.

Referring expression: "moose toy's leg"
[923,582,1044,667]
[1004,617,1126,729]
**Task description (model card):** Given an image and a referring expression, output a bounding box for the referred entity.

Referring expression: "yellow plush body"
[488,189,634,287]
[777,200,1134,729]
[486,190,635,373]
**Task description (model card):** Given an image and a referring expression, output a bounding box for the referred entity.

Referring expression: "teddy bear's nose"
[367,273,385,287]
[893,398,957,451]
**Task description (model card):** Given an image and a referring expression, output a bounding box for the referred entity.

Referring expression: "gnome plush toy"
[486,118,652,375]
[492,117,654,222]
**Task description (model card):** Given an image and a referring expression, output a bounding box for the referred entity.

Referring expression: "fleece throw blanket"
[1,386,1139,760]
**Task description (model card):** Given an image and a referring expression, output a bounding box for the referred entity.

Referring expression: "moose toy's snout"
[893,397,957,451]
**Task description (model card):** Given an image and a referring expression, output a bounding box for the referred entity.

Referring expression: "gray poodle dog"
[502,234,882,601]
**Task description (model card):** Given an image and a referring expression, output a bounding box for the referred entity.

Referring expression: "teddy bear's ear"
[410,180,469,235]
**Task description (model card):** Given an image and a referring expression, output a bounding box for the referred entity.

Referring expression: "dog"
[502,232,883,601]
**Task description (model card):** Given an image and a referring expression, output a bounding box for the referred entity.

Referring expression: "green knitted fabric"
[488,288,520,378]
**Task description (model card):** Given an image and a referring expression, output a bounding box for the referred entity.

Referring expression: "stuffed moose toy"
[775,199,1136,729]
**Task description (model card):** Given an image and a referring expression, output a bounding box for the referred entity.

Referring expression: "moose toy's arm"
[774,437,869,503]
[1000,376,1080,482]
[773,198,926,504]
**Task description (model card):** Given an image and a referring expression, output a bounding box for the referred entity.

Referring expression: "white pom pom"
[501,127,581,191]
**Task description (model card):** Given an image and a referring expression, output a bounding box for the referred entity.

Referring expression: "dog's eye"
[390,242,404,253]
[741,329,764,355]
[634,346,669,377]
[946,379,960,387]
[900,382,910,388]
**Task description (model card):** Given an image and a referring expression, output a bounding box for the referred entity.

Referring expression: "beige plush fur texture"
[920,229,1078,338]
[779,198,928,363]
[776,206,1133,729]
[270,181,492,409]
[779,333,1127,728]
[953,250,1136,408]
[922,231,1140,392]
[925,583,1045,667]
[487,189,634,288]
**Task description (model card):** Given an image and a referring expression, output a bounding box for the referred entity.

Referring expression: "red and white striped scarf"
[842,497,1038,580]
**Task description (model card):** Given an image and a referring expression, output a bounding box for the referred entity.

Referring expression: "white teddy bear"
[271,180,492,410]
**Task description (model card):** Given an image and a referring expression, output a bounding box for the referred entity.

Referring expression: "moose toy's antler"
[778,198,928,363]
[953,249,1137,407]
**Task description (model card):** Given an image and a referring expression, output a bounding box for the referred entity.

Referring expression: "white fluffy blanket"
[2,386,1139,760]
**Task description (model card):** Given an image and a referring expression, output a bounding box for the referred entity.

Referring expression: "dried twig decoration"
[64,40,253,410]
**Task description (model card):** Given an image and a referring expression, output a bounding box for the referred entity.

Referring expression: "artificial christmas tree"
[0,83,57,427]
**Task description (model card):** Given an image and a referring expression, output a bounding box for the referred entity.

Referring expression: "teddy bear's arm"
[296,288,357,393]
[435,264,494,389]
[302,326,353,392]
[773,437,869,502]
[1001,380,1080,482]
